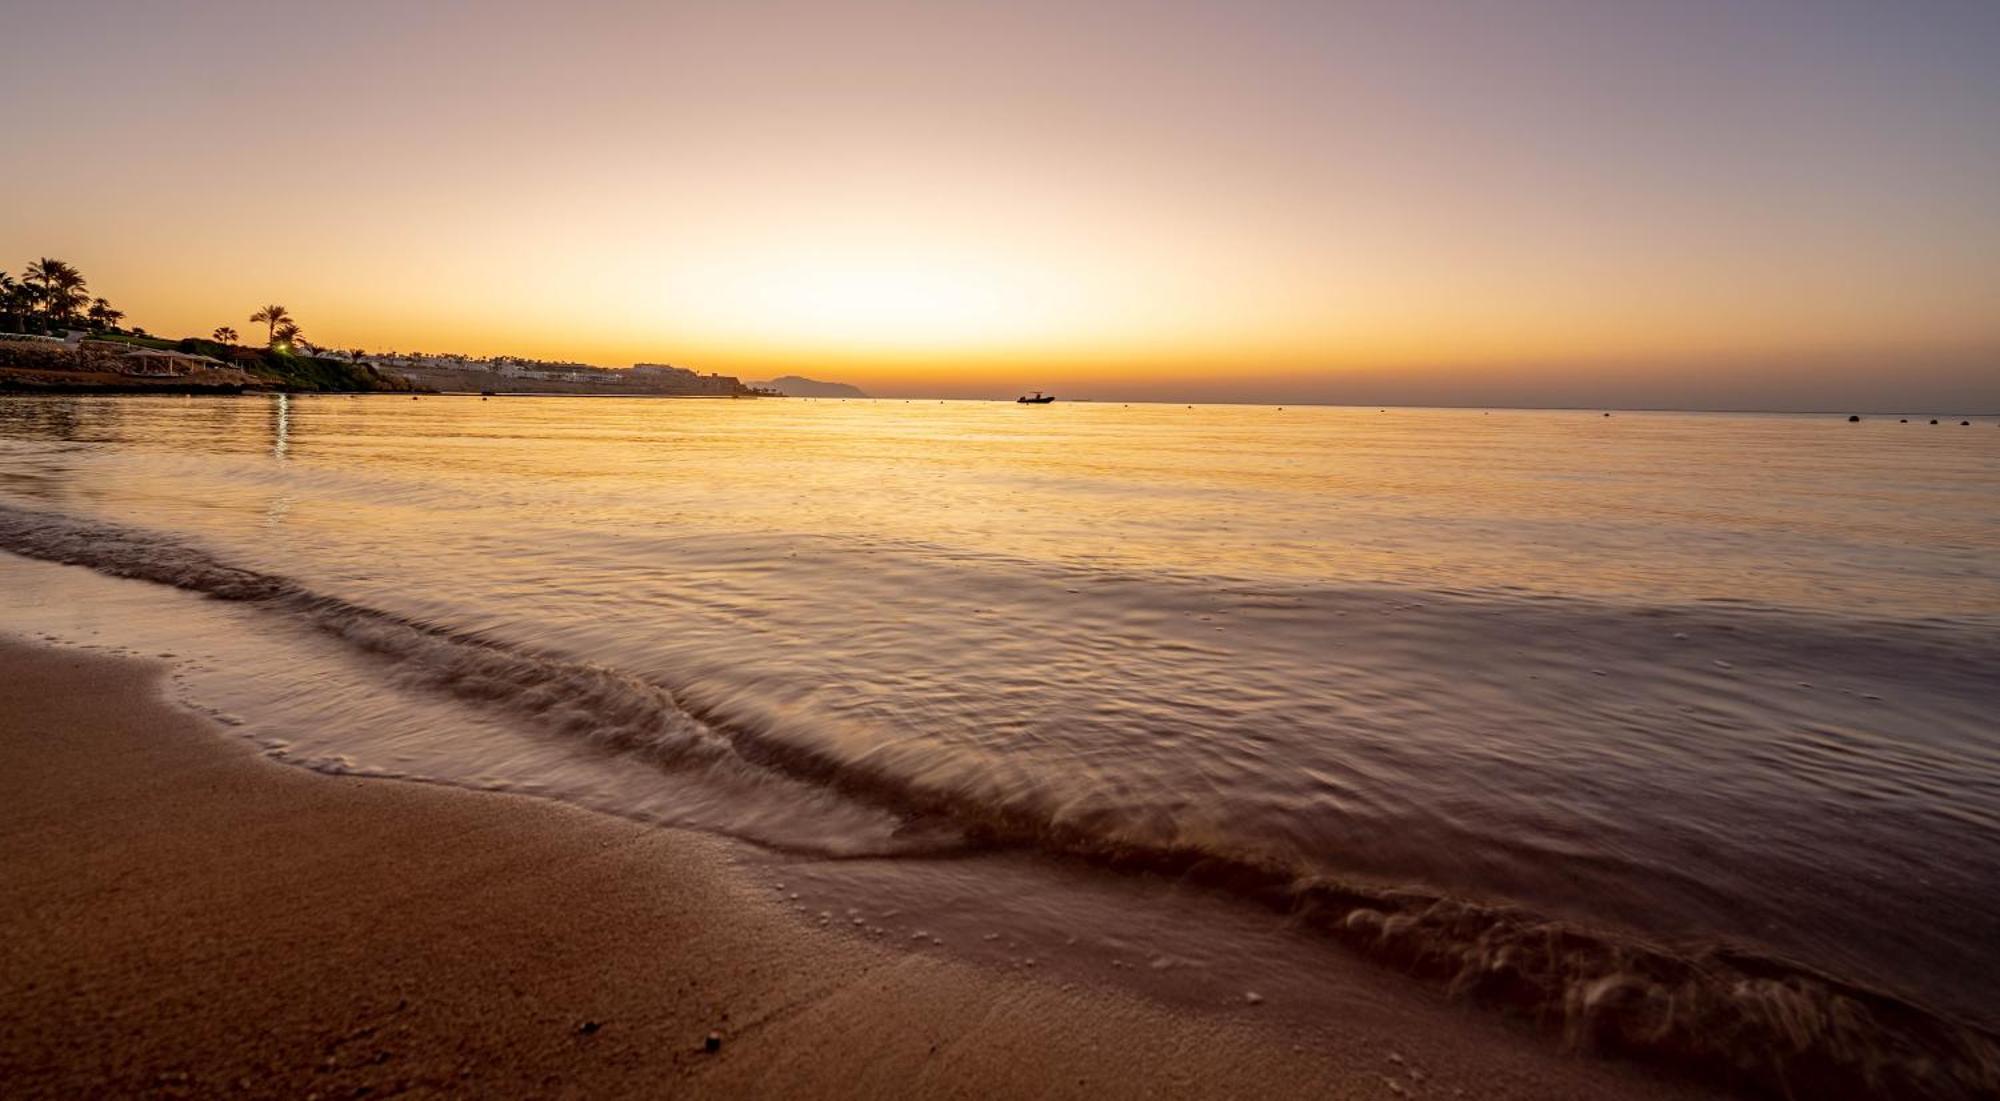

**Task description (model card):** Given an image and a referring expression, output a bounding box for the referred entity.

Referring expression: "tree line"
[0,258,354,358]
[0,258,125,333]
[7,259,557,375]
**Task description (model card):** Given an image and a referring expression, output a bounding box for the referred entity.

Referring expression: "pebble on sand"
[1244,992,1265,1005]
[1848,415,1860,422]
[704,1031,723,1053]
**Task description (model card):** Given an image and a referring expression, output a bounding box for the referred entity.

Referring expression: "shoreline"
[0,638,1703,1099]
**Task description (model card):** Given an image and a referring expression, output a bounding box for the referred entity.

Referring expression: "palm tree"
[347,348,366,363]
[212,326,238,344]
[24,258,88,325]
[21,260,57,315]
[248,304,293,346]
[86,297,124,330]
[272,320,302,350]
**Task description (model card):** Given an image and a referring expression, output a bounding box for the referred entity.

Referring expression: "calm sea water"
[2,395,1996,1091]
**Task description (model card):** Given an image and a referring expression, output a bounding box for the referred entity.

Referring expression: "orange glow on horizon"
[5,2,1997,407]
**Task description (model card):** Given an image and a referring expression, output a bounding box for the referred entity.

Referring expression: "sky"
[4,0,1998,409]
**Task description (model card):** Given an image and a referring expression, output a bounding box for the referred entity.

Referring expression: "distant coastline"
[750,375,869,398]
[0,334,775,399]
[0,255,773,398]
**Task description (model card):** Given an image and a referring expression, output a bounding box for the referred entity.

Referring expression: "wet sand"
[0,639,1706,1099]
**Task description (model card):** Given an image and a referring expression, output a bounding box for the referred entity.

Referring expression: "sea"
[2,395,1995,1095]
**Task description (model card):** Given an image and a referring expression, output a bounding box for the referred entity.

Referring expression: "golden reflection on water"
[3,395,1994,616]
[2,394,1999,1033]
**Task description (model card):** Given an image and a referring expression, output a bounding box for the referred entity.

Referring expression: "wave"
[0,503,944,858]
[2,501,1994,1099]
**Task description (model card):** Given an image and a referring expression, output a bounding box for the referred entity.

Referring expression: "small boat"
[1016,391,1055,404]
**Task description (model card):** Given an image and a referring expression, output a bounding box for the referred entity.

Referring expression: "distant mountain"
[753,375,868,398]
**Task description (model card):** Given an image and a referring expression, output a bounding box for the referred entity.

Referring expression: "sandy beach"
[0,639,1710,1099]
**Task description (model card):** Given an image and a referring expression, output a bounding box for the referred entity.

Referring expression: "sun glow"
[716,257,1044,347]
[6,2,1998,407]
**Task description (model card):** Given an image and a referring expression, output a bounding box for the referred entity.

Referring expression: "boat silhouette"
[1016,391,1055,404]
